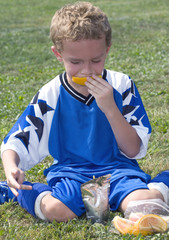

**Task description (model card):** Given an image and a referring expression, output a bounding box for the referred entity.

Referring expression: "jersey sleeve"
[1,76,60,171]
[122,76,152,159]
[107,70,152,159]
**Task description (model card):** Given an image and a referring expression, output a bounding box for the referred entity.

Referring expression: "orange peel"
[113,214,168,236]
[137,214,168,235]
[72,75,102,85]
[113,216,136,235]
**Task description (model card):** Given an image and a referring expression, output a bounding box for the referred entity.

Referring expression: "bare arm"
[85,75,141,158]
[2,149,32,196]
[103,103,141,158]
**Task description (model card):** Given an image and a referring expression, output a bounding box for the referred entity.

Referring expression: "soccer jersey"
[1,69,151,185]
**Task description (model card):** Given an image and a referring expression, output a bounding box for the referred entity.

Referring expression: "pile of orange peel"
[112,213,168,236]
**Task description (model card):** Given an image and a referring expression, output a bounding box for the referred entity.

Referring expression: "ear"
[51,46,63,62]
[106,45,111,54]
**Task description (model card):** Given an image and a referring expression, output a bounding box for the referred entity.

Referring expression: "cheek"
[65,64,80,78]
[95,61,105,73]
[67,64,81,76]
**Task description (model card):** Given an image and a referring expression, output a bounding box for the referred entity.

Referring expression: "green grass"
[0,0,169,239]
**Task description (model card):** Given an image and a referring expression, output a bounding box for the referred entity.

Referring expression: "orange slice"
[113,214,168,236]
[137,214,168,235]
[113,216,136,235]
[72,75,102,85]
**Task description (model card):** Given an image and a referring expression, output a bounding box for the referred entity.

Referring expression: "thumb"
[11,168,25,185]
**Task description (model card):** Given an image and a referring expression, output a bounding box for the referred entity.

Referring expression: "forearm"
[2,149,20,178]
[105,104,141,158]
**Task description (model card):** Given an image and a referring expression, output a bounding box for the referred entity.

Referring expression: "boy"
[0,2,169,222]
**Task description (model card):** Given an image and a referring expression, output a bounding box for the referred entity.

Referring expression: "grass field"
[0,0,169,239]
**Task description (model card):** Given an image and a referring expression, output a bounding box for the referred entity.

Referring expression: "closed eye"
[71,61,80,64]
[92,59,101,63]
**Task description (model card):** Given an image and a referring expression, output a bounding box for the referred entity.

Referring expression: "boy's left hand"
[85,75,115,114]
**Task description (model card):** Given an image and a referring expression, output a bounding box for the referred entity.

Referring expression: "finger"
[10,187,19,197]
[86,76,102,87]
[11,168,25,186]
[17,173,25,185]
[85,79,102,94]
[87,83,107,97]
[20,184,32,190]
[87,89,102,100]
[87,77,108,92]
[7,178,21,190]
[92,74,103,82]
[85,83,99,96]
[88,74,107,86]
[10,184,32,197]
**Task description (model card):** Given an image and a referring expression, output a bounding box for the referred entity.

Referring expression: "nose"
[81,62,92,76]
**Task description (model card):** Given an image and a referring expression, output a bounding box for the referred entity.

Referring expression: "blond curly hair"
[50,2,112,52]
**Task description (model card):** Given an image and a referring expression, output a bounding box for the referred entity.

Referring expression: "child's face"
[53,37,110,84]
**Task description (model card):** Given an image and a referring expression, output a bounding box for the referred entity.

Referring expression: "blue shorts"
[50,169,151,216]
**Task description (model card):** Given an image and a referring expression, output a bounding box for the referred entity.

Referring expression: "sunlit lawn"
[0,0,169,239]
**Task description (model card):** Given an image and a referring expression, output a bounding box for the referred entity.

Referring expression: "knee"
[119,189,164,213]
[40,194,77,222]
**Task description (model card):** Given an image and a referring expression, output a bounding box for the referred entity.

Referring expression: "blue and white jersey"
[1,69,151,184]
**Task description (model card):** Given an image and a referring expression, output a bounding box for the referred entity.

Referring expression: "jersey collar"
[60,70,107,106]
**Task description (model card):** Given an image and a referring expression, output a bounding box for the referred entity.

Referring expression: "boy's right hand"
[7,167,32,197]
[2,150,32,196]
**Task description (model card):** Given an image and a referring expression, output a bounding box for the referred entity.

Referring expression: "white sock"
[34,191,52,220]
[148,182,169,205]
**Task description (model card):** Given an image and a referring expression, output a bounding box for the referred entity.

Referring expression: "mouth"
[72,76,89,85]
[72,75,102,85]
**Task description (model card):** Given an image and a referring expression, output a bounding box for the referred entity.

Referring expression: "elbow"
[127,150,139,159]
[119,146,140,159]
[126,143,141,159]
[127,135,142,158]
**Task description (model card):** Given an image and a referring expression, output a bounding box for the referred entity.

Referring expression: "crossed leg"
[40,193,77,222]
[119,188,164,213]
